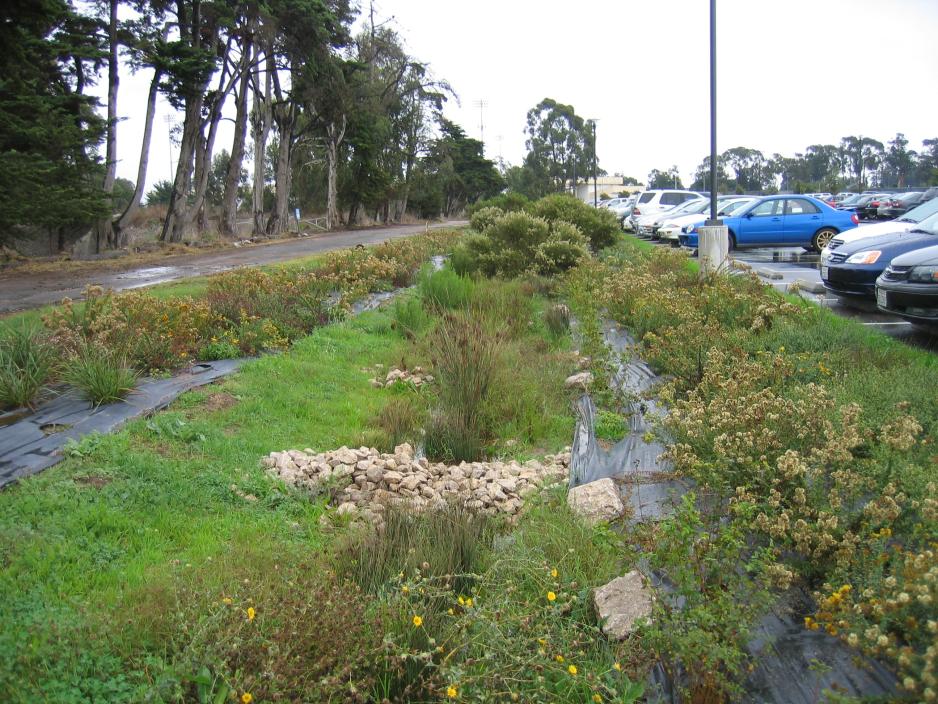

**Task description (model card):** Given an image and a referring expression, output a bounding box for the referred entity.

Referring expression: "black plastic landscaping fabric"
[0,359,244,489]
[569,320,898,702]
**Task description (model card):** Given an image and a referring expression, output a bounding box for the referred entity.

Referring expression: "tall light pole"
[590,119,598,207]
[699,0,728,273]
[473,99,487,154]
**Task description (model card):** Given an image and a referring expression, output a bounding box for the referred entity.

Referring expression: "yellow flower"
[246,607,255,622]
[402,585,410,594]
[458,596,465,605]
[241,694,253,704]
[568,664,577,676]
[555,654,564,663]
[413,615,423,628]
[222,597,232,605]
[547,591,557,602]
[537,638,547,646]
[446,685,458,698]
[465,598,473,608]
[550,568,558,578]
[593,694,602,703]
[447,608,455,616]
[613,662,622,671]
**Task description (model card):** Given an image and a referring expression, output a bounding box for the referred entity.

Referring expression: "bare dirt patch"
[201,392,239,413]
[74,475,112,489]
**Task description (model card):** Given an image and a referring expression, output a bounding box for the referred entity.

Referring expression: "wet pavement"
[641,231,938,351]
[0,221,466,315]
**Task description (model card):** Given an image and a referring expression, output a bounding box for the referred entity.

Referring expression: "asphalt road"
[0,221,466,315]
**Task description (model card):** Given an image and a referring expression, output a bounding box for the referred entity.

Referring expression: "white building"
[567,177,644,204]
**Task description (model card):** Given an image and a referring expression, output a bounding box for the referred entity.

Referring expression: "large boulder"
[567,478,625,525]
[593,571,653,639]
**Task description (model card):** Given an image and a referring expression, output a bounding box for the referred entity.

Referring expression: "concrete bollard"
[698,225,729,275]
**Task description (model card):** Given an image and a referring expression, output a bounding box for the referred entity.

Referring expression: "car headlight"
[682,224,695,233]
[846,250,882,264]
[908,265,938,283]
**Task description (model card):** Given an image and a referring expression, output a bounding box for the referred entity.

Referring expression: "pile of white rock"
[367,366,435,388]
[262,443,570,524]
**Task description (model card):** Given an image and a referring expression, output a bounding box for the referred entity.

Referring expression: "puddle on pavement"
[734,248,822,269]
[115,266,183,288]
[40,423,72,435]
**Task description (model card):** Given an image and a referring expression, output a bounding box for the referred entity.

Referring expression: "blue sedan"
[678,195,859,251]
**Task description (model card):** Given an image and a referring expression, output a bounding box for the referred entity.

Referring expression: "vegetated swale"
[821,210,938,302]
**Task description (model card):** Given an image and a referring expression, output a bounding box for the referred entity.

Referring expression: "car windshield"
[671,199,706,215]
[898,197,938,222]
[840,195,862,205]
[899,192,923,202]
[910,212,938,236]
[638,192,655,204]
[720,198,755,215]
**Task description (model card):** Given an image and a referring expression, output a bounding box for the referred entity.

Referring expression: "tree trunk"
[187,88,227,231]
[94,0,119,252]
[267,110,293,237]
[160,96,203,242]
[251,56,273,237]
[112,68,161,248]
[325,116,345,230]
[222,35,253,237]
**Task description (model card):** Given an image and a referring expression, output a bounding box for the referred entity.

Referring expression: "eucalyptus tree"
[523,99,596,194]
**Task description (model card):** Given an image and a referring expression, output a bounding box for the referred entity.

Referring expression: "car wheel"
[727,231,736,252]
[812,228,837,252]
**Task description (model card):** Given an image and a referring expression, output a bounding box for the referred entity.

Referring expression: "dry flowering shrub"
[44,286,218,371]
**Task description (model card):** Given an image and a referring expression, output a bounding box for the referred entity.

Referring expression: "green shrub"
[448,242,481,277]
[535,223,591,276]
[466,192,529,216]
[0,325,57,409]
[594,409,626,441]
[527,194,620,250]
[390,295,431,339]
[468,205,504,234]
[64,343,138,405]
[475,211,551,277]
[418,266,475,310]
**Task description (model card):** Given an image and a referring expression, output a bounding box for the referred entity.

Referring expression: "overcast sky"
[106,0,938,192]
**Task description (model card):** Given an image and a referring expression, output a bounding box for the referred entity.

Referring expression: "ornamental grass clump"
[62,342,138,405]
[424,311,502,462]
[0,324,57,409]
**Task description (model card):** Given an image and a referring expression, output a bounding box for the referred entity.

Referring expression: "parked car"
[822,195,938,258]
[877,191,926,220]
[627,189,701,231]
[609,194,639,221]
[821,212,938,302]
[598,197,629,210]
[857,193,894,221]
[679,195,858,251]
[876,243,938,328]
[830,192,858,204]
[639,197,707,238]
[658,197,757,244]
[838,193,874,212]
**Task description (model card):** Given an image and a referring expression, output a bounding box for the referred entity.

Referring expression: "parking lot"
[635,228,938,351]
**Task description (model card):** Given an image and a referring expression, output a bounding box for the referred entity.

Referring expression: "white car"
[821,196,938,260]
[609,194,639,221]
[658,197,757,243]
[627,189,701,231]
[638,197,708,237]
[599,197,629,210]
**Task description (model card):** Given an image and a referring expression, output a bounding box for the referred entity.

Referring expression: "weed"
[369,397,425,452]
[0,324,57,409]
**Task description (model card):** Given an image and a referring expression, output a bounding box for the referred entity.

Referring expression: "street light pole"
[591,119,598,207]
[699,0,728,274]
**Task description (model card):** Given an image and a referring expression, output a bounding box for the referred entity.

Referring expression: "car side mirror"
[744,212,753,219]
